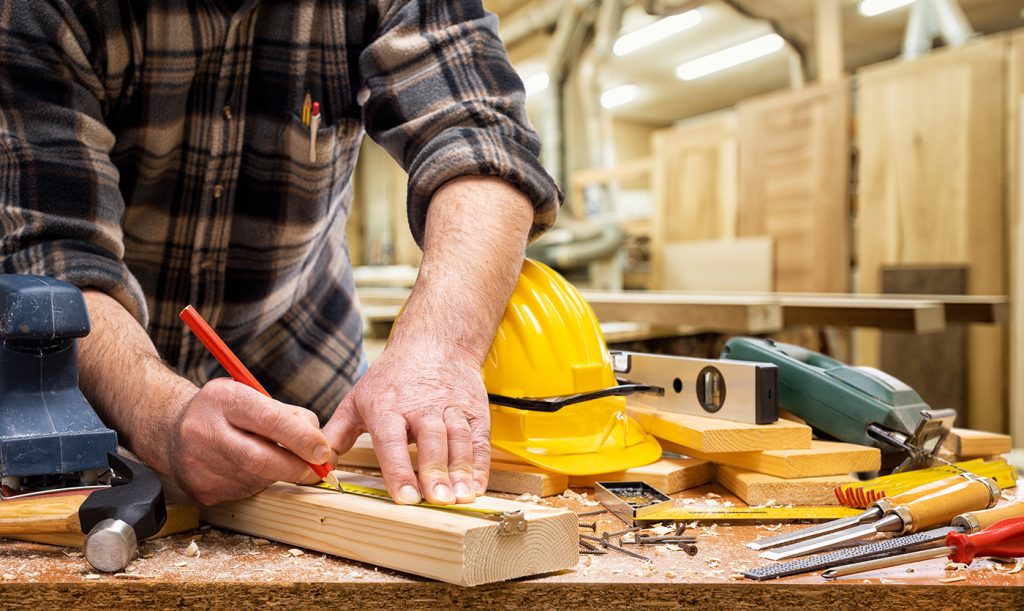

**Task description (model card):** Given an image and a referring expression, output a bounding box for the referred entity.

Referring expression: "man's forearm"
[78,290,198,474]
[390,175,535,361]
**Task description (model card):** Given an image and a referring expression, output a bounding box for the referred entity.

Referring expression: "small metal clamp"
[498,510,528,536]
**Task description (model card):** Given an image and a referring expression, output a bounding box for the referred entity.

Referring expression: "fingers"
[322,394,364,457]
[467,412,491,496]
[370,415,421,505]
[442,407,477,503]
[219,382,332,465]
[409,413,456,505]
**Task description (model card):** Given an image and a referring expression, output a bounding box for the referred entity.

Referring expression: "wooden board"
[628,407,812,453]
[660,440,880,479]
[338,435,568,497]
[1010,30,1024,444]
[945,428,1014,459]
[11,503,199,548]
[581,291,783,332]
[650,112,739,289]
[855,37,1008,433]
[661,237,774,292]
[566,457,714,494]
[777,295,945,331]
[201,471,578,586]
[737,79,851,294]
[880,266,968,416]
[715,465,855,506]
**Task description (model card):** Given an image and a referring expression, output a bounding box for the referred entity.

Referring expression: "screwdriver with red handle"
[823,516,1024,578]
[179,305,339,488]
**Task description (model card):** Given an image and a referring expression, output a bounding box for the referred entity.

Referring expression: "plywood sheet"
[856,37,1008,432]
[737,79,851,293]
[650,112,739,288]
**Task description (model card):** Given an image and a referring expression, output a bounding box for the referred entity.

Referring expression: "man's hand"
[324,340,489,506]
[167,378,335,506]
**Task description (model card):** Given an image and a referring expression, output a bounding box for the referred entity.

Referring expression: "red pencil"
[179,305,338,487]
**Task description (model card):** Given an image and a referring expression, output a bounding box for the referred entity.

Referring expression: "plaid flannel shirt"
[0,1,559,419]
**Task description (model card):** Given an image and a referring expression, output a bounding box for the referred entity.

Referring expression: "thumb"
[323,393,364,457]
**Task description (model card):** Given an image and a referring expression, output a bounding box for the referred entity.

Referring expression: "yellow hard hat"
[482,259,662,475]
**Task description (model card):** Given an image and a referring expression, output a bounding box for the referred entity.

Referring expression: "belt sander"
[722,337,955,473]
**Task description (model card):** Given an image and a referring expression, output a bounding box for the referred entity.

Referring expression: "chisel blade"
[746,513,869,551]
[760,523,880,561]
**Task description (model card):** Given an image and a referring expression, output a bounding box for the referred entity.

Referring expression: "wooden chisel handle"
[953,501,1024,532]
[899,479,995,534]
[873,475,968,512]
[0,494,85,535]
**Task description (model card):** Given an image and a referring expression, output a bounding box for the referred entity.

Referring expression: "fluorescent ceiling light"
[859,0,916,17]
[522,71,550,96]
[601,84,639,109]
[613,10,703,57]
[674,34,785,81]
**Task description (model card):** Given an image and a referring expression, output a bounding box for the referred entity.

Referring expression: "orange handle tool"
[179,305,333,481]
[946,517,1024,564]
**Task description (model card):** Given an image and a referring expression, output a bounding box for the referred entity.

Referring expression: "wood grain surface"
[0,482,1020,608]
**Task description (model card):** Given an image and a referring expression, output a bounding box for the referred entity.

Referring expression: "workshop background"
[348,0,1024,449]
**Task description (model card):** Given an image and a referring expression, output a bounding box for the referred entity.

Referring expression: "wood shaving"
[174,561,188,568]
[562,489,584,502]
[706,558,721,569]
[580,555,592,567]
[252,538,271,546]
[287,548,305,557]
[515,493,542,504]
[664,571,676,580]
[703,499,721,506]
[663,544,681,552]
[705,492,721,499]
[729,573,745,580]
[84,574,100,580]
[755,524,783,531]
[185,540,200,557]
[992,560,1024,574]
[722,501,735,507]
[621,532,636,543]
[62,550,83,558]
[939,575,967,583]
[686,521,699,529]
[648,524,675,536]
[680,498,698,506]
[944,562,969,572]
[879,578,904,584]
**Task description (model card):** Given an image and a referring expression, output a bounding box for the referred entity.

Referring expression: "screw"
[578,522,597,532]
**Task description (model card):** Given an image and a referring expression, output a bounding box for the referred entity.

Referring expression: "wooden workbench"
[2,482,1021,609]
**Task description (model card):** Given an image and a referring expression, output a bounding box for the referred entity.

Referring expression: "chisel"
[760,476,1000,560]
[747,475,969,551]
[742,501,1024,580]
[823,516,1024,579]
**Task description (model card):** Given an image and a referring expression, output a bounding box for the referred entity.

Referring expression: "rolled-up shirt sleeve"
[359,0,562,246]
[0,3,148,326]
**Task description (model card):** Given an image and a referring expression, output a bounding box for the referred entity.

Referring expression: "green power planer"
[721,337,956,473]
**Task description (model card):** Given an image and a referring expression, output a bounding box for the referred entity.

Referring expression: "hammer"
[79,453,168,572]
[0,453,167,572]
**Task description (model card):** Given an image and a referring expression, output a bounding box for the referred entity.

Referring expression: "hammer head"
[79,453,167,540]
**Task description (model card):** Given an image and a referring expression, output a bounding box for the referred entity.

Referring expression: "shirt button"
[199,258,217,271]
[213,184,224,199]
[223,105,234,120]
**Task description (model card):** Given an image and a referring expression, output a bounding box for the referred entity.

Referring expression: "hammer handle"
[0,494,85,534]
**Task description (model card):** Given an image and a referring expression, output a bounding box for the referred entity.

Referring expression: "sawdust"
[83,574,100,580]
[515,493,542,504]
[755,524,782,531]
[664,571,676,580]
[580,556,592,567]
[287,549,305,557]
[185,540,200,558]
[992,560,1024,574]
[706,558,721,569]
[705,493,721,499]
[174,561,188,568]
[939,575,967,583]
[648,524,675,536]
[252,538,271,546]
[944,562,969,572]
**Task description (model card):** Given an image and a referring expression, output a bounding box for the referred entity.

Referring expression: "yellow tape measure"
[637,506,862,524]
[311,481,528,535]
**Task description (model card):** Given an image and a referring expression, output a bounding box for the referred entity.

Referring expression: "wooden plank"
[567,457,714,494]
[628,407,812,453]
[715,465,855,506]
[11,503,199,548]
[855,37,1008,433]
[880,266,968,416]
[201,471,578,586]
[661,237,774,292]
[582,291,783,332]
[659,439,880,479]
[779,295,945,331]
[650,112,739,288]
[737,79,850,293]
[338,435,568,497]
[944,428,1014,459]
[815,0,844,84]
[1010,30,1024,444]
